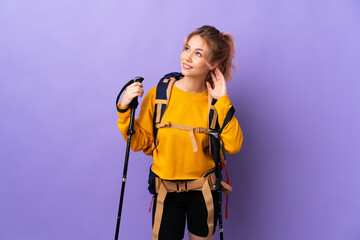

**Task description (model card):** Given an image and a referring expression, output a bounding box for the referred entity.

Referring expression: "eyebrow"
[186,44,204,51]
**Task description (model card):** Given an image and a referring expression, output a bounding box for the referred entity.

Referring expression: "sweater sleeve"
[116,86,156,155]
[214,95,243,154]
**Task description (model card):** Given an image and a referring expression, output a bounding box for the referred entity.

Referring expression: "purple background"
[1,0,359,239]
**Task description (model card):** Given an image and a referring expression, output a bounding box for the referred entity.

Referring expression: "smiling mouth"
[183,63,193,70]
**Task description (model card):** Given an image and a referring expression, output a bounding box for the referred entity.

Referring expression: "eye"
[185,47,190,52]
[195,52,202,57]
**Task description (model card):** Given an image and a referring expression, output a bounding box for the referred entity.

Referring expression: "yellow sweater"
[117,84,243,180]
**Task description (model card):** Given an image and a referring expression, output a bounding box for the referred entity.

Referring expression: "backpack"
[150,72,233,184]
[152,72,234,164]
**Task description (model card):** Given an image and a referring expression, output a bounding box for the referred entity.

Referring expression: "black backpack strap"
[219,106,235,135]
[208,98,235,165]
[153,72,184,148]
[219,105,235,162]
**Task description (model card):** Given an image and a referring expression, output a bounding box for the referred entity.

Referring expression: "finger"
[211,72,217,83]
[131,86,143,93]
[133,81,142,86]
[134,89,143,96]
[214,68,220,77]
[215,68,225,81]
[130,82,143,88]
[127,87,137,94]
[129,92,142,99]
[214,68,221,79]
[206,81,213,91]
[126,84,138,93]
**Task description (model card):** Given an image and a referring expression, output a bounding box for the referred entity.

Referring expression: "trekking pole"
[209,132,224,240]
[209,105,234,240]
[114,76,144,240]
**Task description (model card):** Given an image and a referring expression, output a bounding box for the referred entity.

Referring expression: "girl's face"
[180,35,213,80]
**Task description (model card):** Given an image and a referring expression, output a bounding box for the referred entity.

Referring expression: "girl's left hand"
[206,68,228,100]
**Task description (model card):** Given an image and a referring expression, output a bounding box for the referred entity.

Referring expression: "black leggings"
[152,190,219,240]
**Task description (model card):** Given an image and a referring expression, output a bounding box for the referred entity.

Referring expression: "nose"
[184,50,193,62]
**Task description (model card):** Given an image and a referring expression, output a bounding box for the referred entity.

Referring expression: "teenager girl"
[117,25,243,240]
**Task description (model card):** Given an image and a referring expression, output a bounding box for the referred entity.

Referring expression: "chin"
[181,71,194,78]
[181,68,191,76]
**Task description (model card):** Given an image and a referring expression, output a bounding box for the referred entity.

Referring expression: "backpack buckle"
[176,181,188,192]
[208,131,219,139]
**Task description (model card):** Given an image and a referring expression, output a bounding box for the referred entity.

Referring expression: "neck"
[176,75,207,93]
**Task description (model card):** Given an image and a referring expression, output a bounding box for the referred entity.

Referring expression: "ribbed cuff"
[117,104,130,113]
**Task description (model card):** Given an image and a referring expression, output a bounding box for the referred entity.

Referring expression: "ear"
[209,62,219,71]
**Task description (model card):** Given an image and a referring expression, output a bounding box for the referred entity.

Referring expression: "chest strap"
[156,121,210,152]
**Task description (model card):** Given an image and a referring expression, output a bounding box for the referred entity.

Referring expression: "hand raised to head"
[206,68,228,100]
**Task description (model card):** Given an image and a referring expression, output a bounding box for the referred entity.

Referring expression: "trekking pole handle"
[116,76,144,111]
[130,77,144,109]
[133,76,144,83]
